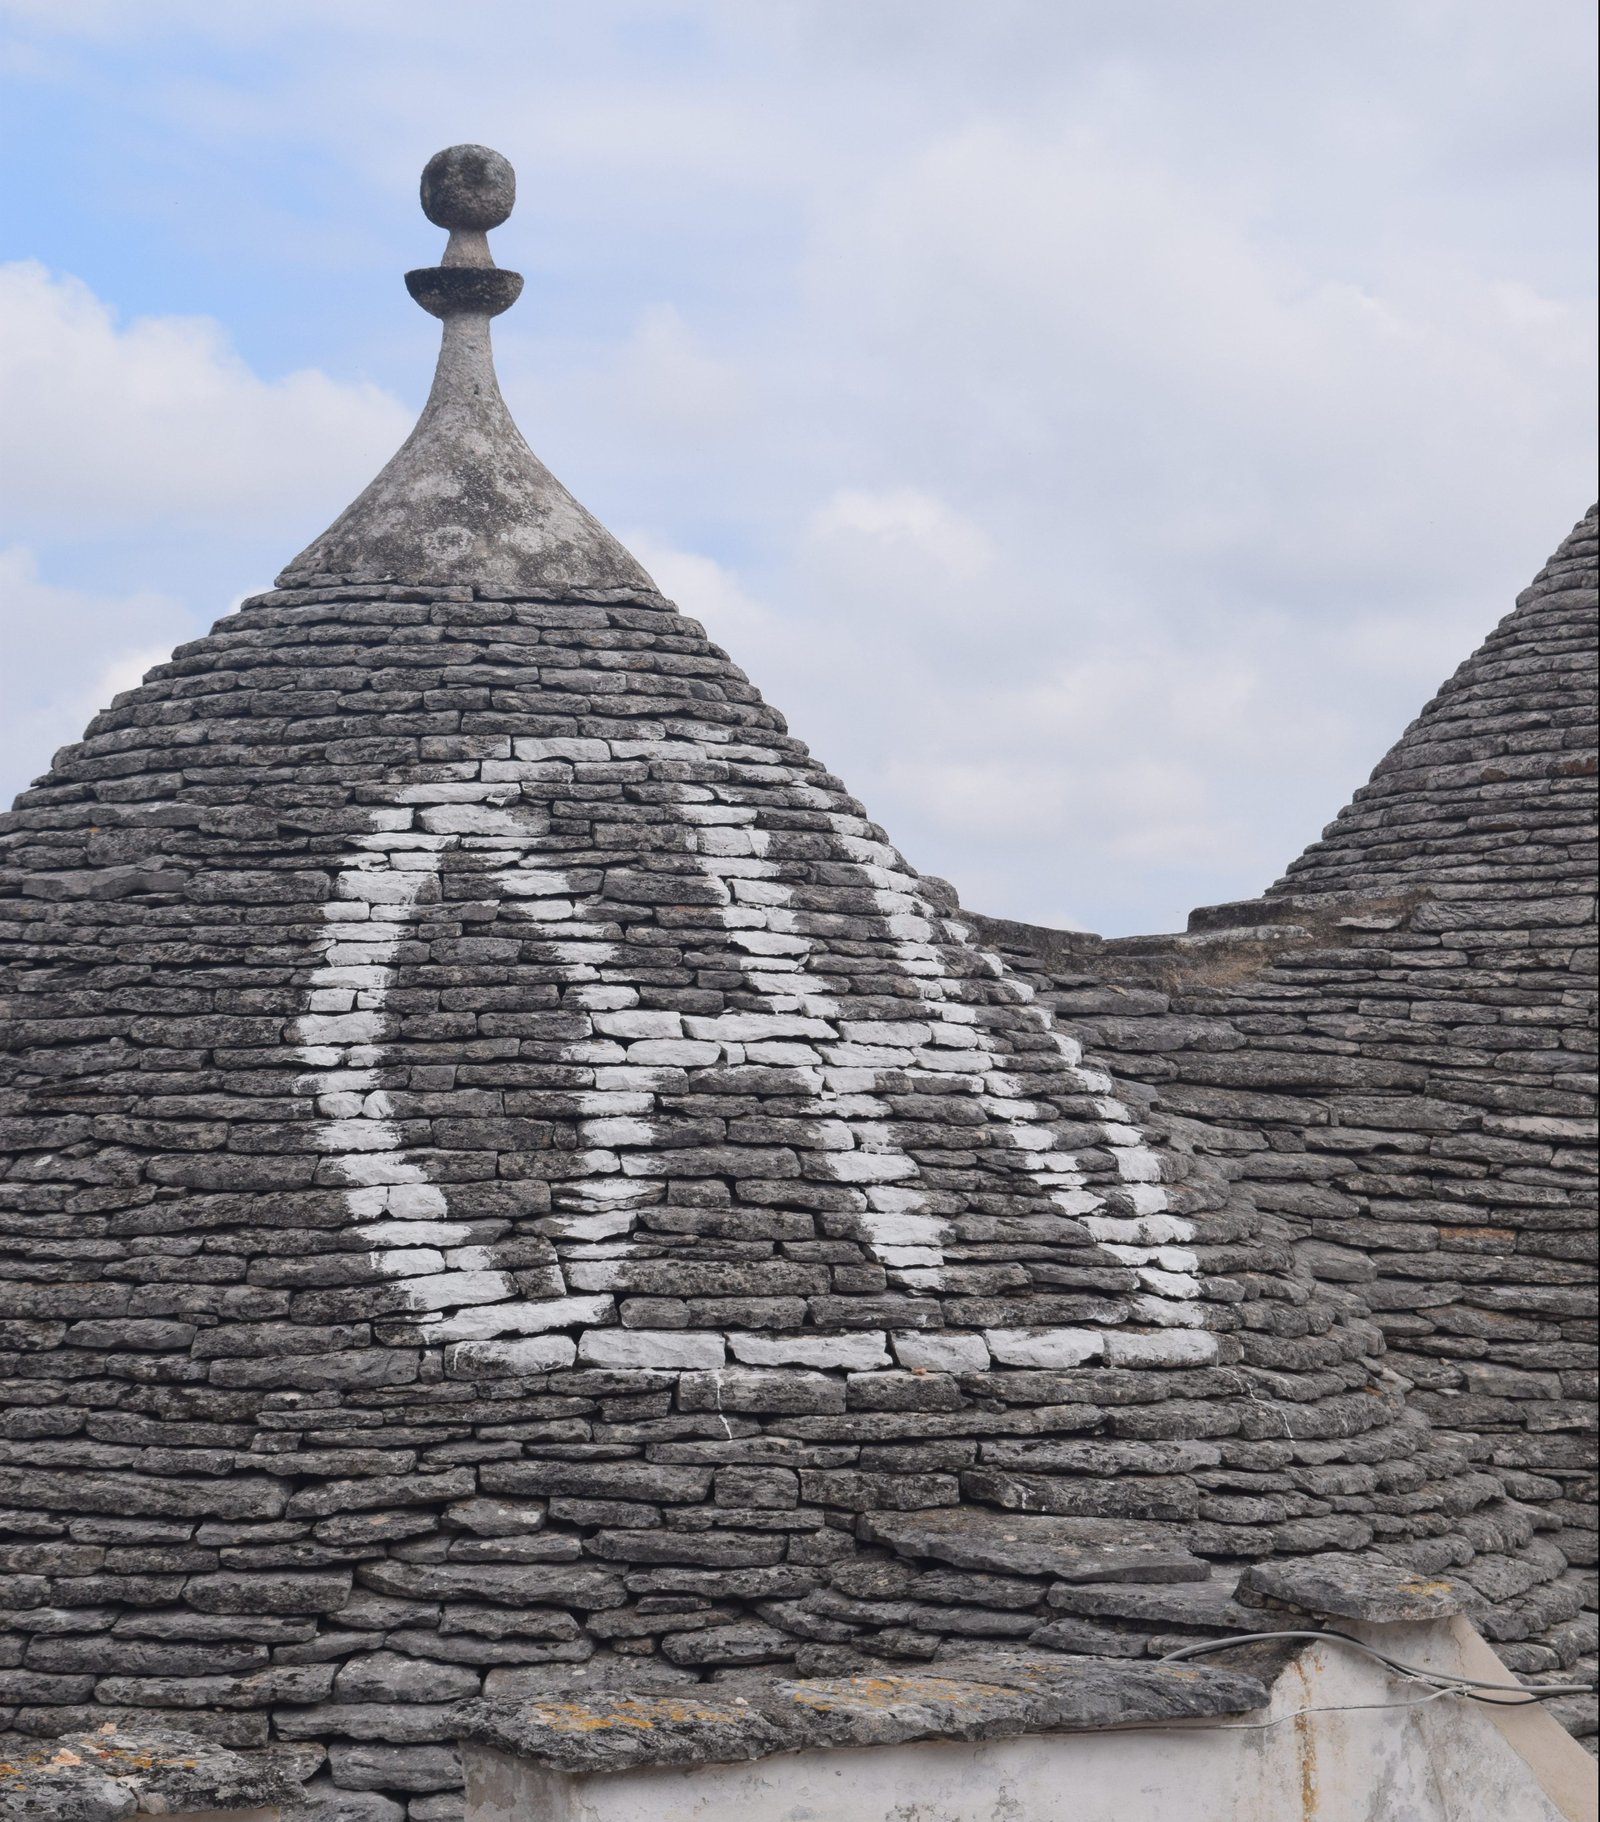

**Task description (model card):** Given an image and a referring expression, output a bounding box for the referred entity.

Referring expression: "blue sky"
[2,0,1595,933]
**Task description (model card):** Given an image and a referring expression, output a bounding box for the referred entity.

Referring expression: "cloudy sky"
[2,2,1594,933]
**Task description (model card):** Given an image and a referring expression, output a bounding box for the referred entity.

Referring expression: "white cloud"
[794,116,1594,610]
[811,487,994,584]
[0,545,188,795]
[0,2,1591,933]
[609,305,751,434]
[0,262,410,536]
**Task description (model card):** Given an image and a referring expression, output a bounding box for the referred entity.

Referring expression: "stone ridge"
[3,576,1424,1816]
[456,1648,1271,1775]
[976,503,1599,1746]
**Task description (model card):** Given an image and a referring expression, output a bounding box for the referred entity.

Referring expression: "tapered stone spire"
[280,144,656,595]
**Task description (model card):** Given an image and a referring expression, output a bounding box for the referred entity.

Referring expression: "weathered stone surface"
[578,1330,726,1370]
[1236,1554,1483,1624]
[858,1511,1207,1583]
[478,1463,711,1505]
[1028,1616,1148,1656]
[1043,1574,1258,1631]
[285,1779,406,1822]
[334,1650,481,1703]
[481,1656,699,1696]
[357,1561,626,1608]
[660,1623,797,1666]
[444,1498,547,1537]
[185,1571,353,1615]
[277,1701,464,1745]
[960,1468,1198,1522]
[457,1650,1268,1773]
[326,1743,461,1794]
[0,1725,299,1819]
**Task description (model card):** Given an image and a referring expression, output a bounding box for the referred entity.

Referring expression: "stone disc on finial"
[421,145,516,231]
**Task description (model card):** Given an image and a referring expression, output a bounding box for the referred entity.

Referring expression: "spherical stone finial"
[420,144,515,232]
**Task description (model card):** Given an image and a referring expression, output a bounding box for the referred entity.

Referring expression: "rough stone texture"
[455,1648,1269,1774]
[977,503,1599,1742]
[0,1723,298,1818]
[1236,1553,1480,1623]
[1,149,1590,1814]
[858,1510,1206,1583]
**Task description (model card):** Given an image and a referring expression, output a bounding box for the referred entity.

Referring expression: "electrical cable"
[1063,1685,1491,1739]
[1202,1684,1463,1732]
[1155,1628,1596,1704]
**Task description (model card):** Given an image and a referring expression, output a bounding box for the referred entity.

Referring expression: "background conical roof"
[1275,503,1598,898]
[968,503,1598,1740]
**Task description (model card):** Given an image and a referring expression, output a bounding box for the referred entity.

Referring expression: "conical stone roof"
[0,149,1497,1804]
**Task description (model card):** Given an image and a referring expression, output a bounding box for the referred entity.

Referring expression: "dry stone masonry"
[1,148,1594,1815]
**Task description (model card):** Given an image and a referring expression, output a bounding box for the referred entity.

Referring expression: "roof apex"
[278,145,657,597]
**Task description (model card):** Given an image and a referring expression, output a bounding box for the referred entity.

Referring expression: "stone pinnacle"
[277,143,655,594]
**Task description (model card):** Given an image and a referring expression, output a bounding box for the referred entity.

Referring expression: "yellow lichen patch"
[788,1676,1010,1714]
[520,1697,749,1736]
